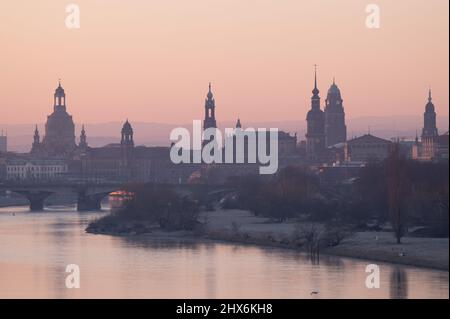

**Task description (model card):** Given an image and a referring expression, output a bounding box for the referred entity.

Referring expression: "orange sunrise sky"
[1,0,448,124]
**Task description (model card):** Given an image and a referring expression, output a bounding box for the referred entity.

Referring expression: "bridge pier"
[77,192,107,211]
[16,191,53,211]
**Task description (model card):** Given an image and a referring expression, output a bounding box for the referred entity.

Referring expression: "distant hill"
[1,115,448,152]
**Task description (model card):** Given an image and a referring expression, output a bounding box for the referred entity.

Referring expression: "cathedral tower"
[31,125,41,154]
[203,83,217,131]
[422,89,438,138]
[324,78,347,146]
[121,120,134,147]
[79,125,88,150]
[41,81,76,157]
[54,80,66,112]
[120,120,134,179]
[306,66,326,162]
[421,89,439,160]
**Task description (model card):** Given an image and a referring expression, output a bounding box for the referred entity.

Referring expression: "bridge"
[0,180,125,211]
[0,180,236,212]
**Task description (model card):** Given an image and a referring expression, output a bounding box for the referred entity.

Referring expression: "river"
[0,205,448,299]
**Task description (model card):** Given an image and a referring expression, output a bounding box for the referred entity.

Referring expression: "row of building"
[304,68,448,164]
[0,75,448,183]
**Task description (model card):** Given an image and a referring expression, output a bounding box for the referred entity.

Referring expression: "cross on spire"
[314,64,318,89]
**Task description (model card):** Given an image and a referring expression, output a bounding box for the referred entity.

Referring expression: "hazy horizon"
[1,113,450,126]
[3,114,449,152]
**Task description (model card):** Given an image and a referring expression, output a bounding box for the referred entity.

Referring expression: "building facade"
[0,131,6,153]
[6,159,68,181]
[80,120,196,183]
[344,134,392,163]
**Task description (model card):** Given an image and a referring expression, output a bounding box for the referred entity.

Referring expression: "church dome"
[121,120,133,134]
[327,81,341,98]
[425,90,435,113]
[55,82,65,96]
[43,108,76,155]
[425,101,435,113]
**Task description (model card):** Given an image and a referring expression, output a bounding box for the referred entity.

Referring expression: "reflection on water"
[390,267,408,299]
[0,205,448,299]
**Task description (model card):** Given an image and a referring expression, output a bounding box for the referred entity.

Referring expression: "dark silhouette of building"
[230,119,298,160]
[41,81,76,156]
[306,67,326,162]
[31,125,40,153]
[420,89,439,160]
[325,79,347,146]
[120,120,134,179]
[0,130,6,153]
[422,89,438,138]
[31,82,87,158]
[203,82,217,131]
[436,131,449,161]
[81,120,196,183]
[79,125,88,151]
[344,134,391,162]
[235,118,242,129]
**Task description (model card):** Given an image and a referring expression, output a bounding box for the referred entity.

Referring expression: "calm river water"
[0,205,448,299]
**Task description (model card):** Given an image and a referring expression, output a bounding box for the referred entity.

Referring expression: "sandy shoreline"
[87,208,449,271]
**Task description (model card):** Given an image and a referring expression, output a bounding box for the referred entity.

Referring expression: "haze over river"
[0,205,448,299]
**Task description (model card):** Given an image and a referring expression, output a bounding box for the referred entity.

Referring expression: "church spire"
[207,82,214,100]
[33,125,40,142]
[54,79,66,111]
[31,125,40,153]
[121,120,134,146]
[79,125,88,149]
[312,64,319,96]
[422,87,438,138]
[204,82,217,130]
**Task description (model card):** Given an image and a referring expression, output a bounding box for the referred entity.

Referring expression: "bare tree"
[387,143,409,244]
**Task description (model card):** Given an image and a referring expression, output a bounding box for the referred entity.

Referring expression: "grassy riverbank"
[200,209,449,271]
[86,207,449,271]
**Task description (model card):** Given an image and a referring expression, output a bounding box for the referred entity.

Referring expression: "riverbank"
[86,208,449,271]
[198,209,449,271]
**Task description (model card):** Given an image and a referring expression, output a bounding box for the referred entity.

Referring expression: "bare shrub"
[323,223,354,247]
[231,221,241,235]
[296,223,323,256]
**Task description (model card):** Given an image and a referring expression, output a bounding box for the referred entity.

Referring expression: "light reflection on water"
[0,205,448,299]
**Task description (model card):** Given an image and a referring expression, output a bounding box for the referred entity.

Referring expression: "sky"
[0,0,448,125]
